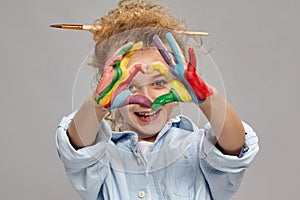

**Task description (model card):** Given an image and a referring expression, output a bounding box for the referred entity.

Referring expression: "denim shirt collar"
[111,115,195,148]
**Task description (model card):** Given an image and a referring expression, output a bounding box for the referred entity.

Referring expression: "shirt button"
[138,191,145,198]
[137,157,142,165]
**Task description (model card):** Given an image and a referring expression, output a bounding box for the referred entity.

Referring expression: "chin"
[120,105,171,138]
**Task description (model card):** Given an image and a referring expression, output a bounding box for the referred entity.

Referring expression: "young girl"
[56,1,259,199]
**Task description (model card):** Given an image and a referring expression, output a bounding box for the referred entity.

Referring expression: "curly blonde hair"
[90,0,189,131]
[92,0,186,44]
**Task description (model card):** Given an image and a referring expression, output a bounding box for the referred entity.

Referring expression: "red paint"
[184,48,213,100]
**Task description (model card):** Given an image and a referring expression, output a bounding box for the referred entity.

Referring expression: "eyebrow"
[130,73,168,86]
[152,74,166,79]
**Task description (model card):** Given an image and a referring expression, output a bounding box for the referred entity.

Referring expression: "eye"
[153,80,168,88]
[128,84,138,92]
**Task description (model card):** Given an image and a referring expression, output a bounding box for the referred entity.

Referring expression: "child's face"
[119,48,177,142]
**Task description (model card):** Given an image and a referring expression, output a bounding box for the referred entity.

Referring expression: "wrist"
[198,87,216,108]
[83,97,108,120]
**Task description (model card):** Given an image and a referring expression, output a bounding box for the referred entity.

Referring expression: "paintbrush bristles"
[50,24,63,28]
[50,24,210,36]
[50,24,84,30]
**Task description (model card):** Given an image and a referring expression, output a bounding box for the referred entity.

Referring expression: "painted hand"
[94,42,152,110]
[152,32,213,110]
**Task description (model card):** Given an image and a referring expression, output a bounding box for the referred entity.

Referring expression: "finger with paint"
[94,42,151,110]
[152,33,213,109]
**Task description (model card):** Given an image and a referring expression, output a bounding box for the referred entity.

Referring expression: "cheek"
[152,84,172,98]
[165,102,178,112]
[118,106,132,119]
[153,89,170,98]
[166,102,179,117]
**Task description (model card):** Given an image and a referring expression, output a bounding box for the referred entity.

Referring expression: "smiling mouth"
[134,109,162,120]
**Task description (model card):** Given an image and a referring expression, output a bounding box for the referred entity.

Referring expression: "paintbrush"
[50,24,210,36]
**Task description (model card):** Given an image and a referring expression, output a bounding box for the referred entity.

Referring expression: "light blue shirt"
[56,112,259,200]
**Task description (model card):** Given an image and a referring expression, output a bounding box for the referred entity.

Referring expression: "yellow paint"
[99,44,143,106]
[148,64,192,102]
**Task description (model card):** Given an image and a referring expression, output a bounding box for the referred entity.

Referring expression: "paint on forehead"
[128,71,165,87]
[147,62,170,79]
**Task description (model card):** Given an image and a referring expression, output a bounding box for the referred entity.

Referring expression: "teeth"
[136,110,159,118]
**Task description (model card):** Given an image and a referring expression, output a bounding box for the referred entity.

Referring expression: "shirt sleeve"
[199,121,259,200]
[55,111,111,200]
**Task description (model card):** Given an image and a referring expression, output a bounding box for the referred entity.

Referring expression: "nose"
[136,84,156,102]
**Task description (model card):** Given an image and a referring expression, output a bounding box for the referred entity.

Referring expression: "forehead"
[127,48,168,66]
[127,48,171,85]
[132,67,166,81]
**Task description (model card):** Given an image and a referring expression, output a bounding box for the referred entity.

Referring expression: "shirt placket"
[130,134,149,199]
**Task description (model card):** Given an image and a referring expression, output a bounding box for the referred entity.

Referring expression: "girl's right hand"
[94,42,152,110]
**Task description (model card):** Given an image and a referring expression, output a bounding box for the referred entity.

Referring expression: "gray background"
[0,0,299,199]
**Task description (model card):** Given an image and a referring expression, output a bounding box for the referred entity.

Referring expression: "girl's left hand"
[152,32,213,110]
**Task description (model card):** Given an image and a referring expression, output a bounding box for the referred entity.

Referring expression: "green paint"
[96,61,122,104]
[118,44,133,56]
[151,88,182,110]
